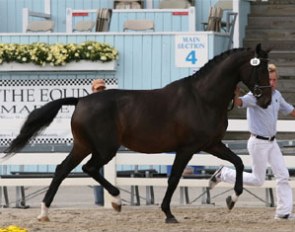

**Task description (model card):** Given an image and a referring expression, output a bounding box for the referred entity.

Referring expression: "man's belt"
[252,134,275,141]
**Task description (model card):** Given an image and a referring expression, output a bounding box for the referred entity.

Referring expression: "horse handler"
[209,64,295,220]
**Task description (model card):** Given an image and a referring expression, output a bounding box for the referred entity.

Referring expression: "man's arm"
[234,86,243,107]
[290,108,295,117]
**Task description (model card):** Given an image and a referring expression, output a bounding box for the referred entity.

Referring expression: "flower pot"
[0,60,117,72]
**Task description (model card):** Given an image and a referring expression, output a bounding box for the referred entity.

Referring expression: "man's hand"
[234,86,243,107]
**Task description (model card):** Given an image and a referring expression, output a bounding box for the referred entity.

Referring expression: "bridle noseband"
[250,57,271,98]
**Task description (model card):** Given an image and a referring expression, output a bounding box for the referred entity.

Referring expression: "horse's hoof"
[111,202,122,212]
[37,216,50,222]
[165,217,179,224]
[226,195,235,210]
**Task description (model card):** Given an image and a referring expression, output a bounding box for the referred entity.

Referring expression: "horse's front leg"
[206,142,244,210]
[161,152,192,223]
[38,152,83,221]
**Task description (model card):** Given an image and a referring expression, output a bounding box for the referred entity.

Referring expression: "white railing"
[65,7,196,33]
[0,60,117,72]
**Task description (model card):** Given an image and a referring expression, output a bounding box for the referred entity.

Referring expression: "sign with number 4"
[175,34,208,68]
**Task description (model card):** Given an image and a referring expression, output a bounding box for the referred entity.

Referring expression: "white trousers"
[221,136,293,216]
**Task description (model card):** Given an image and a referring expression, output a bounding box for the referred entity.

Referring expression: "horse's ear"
[255,43,262,55]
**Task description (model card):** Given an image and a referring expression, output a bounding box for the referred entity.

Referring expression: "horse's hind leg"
[161,152,193,223]
[37,151,85,221]
[82,153,121,211]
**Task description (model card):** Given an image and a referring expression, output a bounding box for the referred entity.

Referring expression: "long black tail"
[4,97,79,155]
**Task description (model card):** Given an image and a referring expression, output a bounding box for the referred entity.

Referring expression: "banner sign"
[0,78,117,146]
[175,34,208,68]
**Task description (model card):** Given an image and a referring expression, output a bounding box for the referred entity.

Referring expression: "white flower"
[0,41,118,66]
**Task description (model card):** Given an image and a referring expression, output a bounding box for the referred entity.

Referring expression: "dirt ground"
[1,205,295,232]
[1,186,295,232]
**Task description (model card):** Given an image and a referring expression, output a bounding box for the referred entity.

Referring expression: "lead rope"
[227,94,235,111]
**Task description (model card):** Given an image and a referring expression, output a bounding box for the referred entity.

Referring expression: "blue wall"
[0,0,220,33]
[0,32,228,89]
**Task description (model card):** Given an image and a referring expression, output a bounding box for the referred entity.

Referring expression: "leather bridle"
[250,57,271,98]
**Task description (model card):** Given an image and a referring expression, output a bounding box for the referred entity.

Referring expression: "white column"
[103,156,117,208]
[22,8,29,33]
[145,0,153,9]
[233,0,240,48]
[188,7,196,32]
[44,0,51,15]
[66,8,73,33]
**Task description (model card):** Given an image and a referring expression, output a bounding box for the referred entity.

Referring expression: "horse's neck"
[192,68,238,107]
[192,51,252,107]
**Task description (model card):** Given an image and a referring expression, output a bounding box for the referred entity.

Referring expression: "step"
[247,16,295,29]
[276,79,295,92]
[267,66,295,78]
[275,67,295,78]
[269,51,295,60]
[243,39,295,51]
[244,1,295,80]
[245,28,295,40]
[252,0,295,5]
[250,4,295,16]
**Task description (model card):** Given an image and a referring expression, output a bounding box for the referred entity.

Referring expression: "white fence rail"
[1,152,295,187]
[65,7,196,33]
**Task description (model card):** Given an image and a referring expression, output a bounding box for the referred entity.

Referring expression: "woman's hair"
[268,63,277,73]
[268,63,279,78]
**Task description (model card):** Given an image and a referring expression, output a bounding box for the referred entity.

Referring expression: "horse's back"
[71,87,191,152]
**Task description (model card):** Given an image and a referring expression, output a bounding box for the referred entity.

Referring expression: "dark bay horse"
[3,44,271,223]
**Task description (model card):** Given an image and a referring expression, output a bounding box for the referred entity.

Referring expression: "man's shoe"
[208,166,223,189]
[275,214,295,221]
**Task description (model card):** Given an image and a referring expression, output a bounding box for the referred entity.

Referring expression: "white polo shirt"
[240,90,294,137]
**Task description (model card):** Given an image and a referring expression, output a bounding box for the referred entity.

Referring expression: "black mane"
[193,47,251,79]
[166,47,252,88]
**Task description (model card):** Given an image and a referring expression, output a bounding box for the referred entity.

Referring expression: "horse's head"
[240,44,272,108]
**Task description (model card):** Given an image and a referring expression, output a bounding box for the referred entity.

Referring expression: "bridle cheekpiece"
[250,57,271,98]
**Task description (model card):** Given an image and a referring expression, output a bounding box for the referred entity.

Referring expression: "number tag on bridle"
[250,57,260,66]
